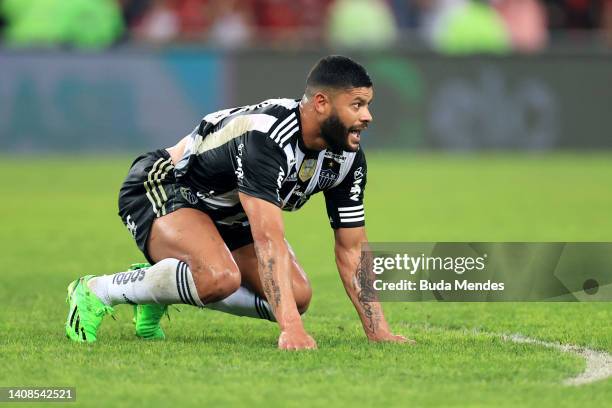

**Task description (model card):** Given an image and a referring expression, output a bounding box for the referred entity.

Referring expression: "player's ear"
[313,91,331,115]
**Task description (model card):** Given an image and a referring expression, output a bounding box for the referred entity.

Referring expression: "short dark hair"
[305,55,372,95]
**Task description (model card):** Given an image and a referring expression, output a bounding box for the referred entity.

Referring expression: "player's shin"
[87,258,204,307]
[205,286,278,321]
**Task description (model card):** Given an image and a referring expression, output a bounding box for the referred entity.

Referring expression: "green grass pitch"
[0,152,611,407]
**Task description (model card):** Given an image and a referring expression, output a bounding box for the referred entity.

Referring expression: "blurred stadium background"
[2,3,612,406]
[1,0,612,153]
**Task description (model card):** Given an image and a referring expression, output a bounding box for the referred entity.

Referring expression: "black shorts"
[117,149,253,263]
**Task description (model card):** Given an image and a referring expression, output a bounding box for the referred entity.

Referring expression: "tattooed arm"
[239,193,316,350]
[334,227,410,343]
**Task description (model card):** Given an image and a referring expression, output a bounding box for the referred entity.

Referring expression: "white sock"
[88,258,204,307]
[206,286,276,321]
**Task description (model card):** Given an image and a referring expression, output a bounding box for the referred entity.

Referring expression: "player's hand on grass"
[278,328,317,350]
[367,331,415,344]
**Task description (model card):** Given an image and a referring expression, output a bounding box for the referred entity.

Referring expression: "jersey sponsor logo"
[318,168,338,189]
[125,215,137,238]
[295,194,309,208]
[180,186,198,205]
[235,143,245,181]
[280,183,310,211]
[324,151,346,164]
[196,190,215,200]
[354,166,364,180]
[350,166,364,201]
[350,183,362,201]
[298,159,317,182]
[286,169,298,182]
[276,166,285,202]
[235,157,244,180]
[277,166,285,189]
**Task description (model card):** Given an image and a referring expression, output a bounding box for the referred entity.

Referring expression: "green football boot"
[129,263,168,340]
[65,275,114,343]
[133,304,168,340]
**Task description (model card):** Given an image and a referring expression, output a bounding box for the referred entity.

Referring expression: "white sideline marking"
[504,334,612,386]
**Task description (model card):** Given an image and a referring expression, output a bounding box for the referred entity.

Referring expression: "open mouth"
[349,129,362,140]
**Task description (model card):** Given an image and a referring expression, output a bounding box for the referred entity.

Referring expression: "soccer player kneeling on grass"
[65,55,410,350]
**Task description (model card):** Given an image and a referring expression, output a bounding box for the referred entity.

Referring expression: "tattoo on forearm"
[356,250,377,303]
[355,250,382,333]
[361,301,380,333]
[255,246,281,309]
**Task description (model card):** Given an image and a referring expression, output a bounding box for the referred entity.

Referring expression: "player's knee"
[289,261,311,315]
[296,290,312,315]
[189,260,241,302]
[214,266,241,299]
[293,278,312,315]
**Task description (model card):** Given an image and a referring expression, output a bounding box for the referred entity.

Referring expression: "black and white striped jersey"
[173,98,367,229]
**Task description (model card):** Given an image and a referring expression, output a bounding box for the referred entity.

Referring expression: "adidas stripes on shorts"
[117,149,253,263]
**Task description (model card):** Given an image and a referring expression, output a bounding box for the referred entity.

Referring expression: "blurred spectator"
[173,0,209,41]
[543,0,603,30]
[0,7,6,36]
[604,0,612,46]
[494,0,548,53]
[2,0,124,49]
[119,0,152,29]
[296,0,334,43]
[327,0,399,49]
[417,0,462,46]
[389,0,425,30]
[2,0,612,50]
[423,0,511,54]
[133,0,180,43]
[561,0,601,29]
[207,0,255,48]
[130,0,210,43]
[253,0,301,43]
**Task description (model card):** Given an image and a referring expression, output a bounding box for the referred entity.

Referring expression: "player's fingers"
[278,339,300,350]
[278,340,317,350]
[292,339,316,350]
[306,338,317,349]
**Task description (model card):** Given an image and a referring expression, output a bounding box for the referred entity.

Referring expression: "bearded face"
[318,87,373,152]
[320,108,353,152]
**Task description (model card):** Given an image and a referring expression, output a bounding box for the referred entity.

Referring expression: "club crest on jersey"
[180,186,198,205]
[298,159,317,182]
[318,168,338,189]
